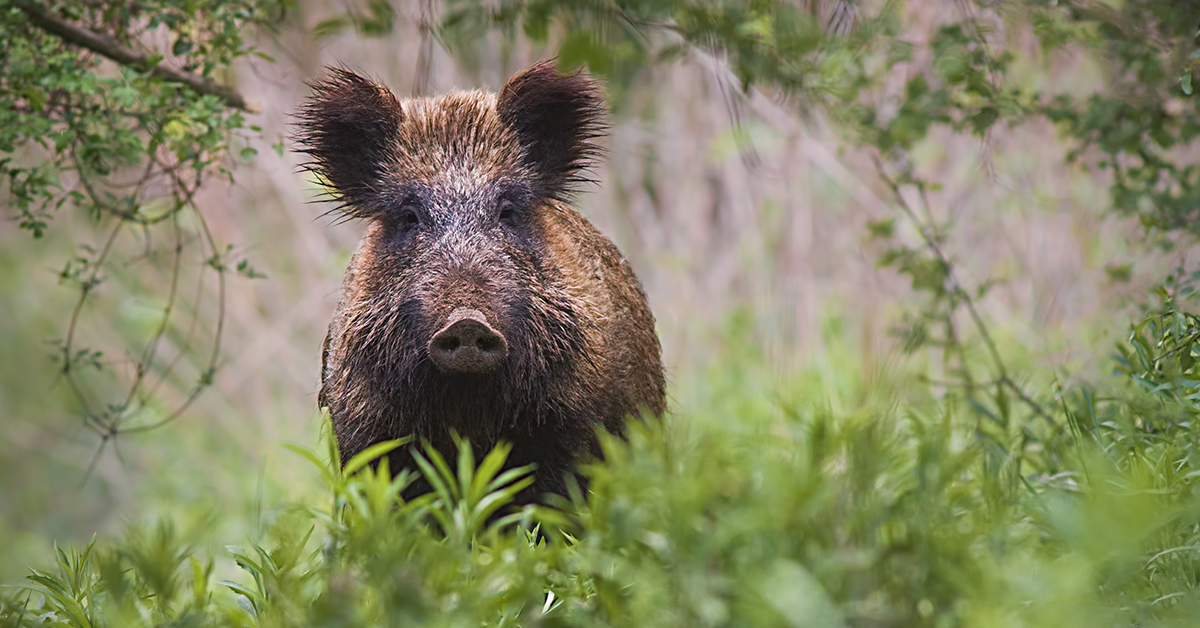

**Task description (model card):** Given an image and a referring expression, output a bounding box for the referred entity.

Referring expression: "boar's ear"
[497,60,606,199]
[295,67,403,215]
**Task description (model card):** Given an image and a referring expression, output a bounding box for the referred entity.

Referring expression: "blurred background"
[0,0,1184,582]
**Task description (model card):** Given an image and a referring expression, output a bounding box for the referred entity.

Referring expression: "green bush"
[5,337,1200,628]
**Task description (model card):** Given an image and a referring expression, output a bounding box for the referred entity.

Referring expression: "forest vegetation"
[4,0,1200,625]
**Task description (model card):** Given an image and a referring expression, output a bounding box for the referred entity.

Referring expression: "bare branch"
[12,0,259,113]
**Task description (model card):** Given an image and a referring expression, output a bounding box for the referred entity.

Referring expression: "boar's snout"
[427,308,508,373]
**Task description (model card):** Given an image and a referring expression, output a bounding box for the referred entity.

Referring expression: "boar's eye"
[496,200,516,226]
[390,196,422,234]
[497,196,521,227]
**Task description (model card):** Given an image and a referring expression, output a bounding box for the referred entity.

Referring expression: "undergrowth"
[5,336,1200,628]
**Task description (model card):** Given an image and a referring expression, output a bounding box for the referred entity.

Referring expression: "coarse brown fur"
[295,61,666,502]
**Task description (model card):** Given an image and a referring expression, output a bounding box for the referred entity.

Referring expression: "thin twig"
[873,156,1006,371]
[60,219,124,428]
[144,234,209,403]
[412,0,436,96]
[1150,328,1200,366]
[1001,377,1057,426]
[112,210,186,430]
[872,155,1056,426]
[12,0,258,112]
[122,168,225,434]
[79,432,110,486]
[913,180,1008,379]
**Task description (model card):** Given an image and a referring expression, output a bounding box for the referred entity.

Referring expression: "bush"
[5,339,1200,628]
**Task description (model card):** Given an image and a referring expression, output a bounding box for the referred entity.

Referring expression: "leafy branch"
[870,156,1055,428]
[11,0,258,112]
[1,0,284,480]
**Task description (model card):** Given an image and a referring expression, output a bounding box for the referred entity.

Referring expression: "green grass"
[4,321,1200,628]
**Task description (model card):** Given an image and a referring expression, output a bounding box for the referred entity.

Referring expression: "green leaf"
[217,580,260,607]
[867,218,895,239]
[172,38,193,56]
[522,4,552,42]
[1105,263,1133,283]
[557,29,613,77]
[163,119,188,141]
[344,439,409,476]
[313,17,348,40]
[359,0,396,36]
[972,106,999,135]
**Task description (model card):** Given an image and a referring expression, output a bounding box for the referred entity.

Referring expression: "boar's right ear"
[295,68,403,215]
[497,60,606,200]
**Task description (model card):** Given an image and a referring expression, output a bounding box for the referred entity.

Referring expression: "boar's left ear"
[497,59,606,199]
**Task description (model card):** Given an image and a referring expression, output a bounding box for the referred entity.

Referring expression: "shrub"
[5,343,1200,628]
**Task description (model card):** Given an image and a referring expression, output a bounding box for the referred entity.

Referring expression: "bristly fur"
[293,67,404,218]
[296,60,605,218]
[299,60,664,507]
[498,60,607,200]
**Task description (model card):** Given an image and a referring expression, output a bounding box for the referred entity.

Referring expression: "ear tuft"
[497,60,606,199]
[294,67,403,215]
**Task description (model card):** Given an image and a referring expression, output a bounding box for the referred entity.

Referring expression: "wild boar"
[296,60,665,502]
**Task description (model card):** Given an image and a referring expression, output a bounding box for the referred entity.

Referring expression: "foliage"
[8,0,1200,625]
[0,0,286,457]
[1034,0,1200,240]
[439,0,879,106]
[4,356,1200,627]
[1115,268,1200,432]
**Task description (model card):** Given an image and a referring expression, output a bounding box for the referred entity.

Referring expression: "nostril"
[434,335,461,352]
[477,334,501,353]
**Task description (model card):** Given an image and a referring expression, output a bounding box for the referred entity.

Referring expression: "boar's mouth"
[427,307,509,374]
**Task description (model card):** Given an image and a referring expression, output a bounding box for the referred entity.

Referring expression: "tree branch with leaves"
[0,0,286,479]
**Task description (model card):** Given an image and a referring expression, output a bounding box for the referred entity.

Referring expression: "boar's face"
[296,61,605,437]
